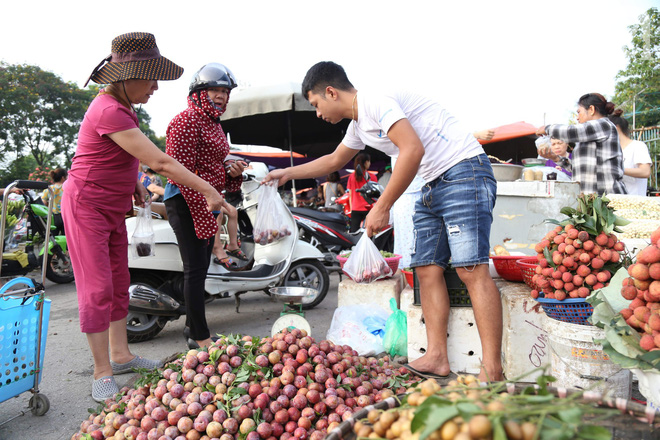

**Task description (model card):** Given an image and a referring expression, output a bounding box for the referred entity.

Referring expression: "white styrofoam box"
[338,271,404,312]
[544,317,632,400]
[497,280,550,382]
[407,305,483,374]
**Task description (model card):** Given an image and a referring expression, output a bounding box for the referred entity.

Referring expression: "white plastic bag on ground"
[326,304,390,356]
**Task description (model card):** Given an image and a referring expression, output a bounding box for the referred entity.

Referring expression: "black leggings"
[164,194,214,341]
[350,210,369,233]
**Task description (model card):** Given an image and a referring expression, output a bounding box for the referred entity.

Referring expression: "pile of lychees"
[530,224,625,301]
[529,194,628,301]
[620,227,660,352]
[71,329,419,440]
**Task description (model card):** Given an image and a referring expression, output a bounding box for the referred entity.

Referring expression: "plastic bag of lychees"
[343,234,392,283]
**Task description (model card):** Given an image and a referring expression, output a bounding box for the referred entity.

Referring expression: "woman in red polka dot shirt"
[162,63,245,349]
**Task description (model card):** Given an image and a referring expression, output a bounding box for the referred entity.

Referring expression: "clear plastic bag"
[131,201,155,258]
[342,234,392,283]
[253,181,292,245]
[535,135,551,156]
[383,298,407,357]
[326,304,390,356]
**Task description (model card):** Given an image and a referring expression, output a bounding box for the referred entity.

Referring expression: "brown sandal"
[213,256,239,269]
[226,248,248,261]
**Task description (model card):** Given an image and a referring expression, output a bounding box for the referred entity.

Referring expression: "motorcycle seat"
[289,207,345,224]
[150,202,168,220]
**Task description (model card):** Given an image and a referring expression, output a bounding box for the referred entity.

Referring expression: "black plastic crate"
[412,267,471,307]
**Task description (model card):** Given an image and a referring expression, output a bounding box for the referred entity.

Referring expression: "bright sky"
[1,0,656,141]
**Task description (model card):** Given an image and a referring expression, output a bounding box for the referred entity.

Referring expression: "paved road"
[0,272,342,440]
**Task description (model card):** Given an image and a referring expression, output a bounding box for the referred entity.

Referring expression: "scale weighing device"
[269,286,317,337]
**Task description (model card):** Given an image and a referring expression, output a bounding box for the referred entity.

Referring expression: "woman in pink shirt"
[62,32,223,402]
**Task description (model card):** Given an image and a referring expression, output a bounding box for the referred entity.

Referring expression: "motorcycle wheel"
[126,272,170,343]
[46,250,75,284]
[283,260,329,310]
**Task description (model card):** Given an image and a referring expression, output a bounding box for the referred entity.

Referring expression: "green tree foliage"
[0,155,38,188]
[0,62,95,167]
[613,7,660,128]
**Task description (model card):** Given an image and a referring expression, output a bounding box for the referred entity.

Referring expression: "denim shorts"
[410,154,497,269]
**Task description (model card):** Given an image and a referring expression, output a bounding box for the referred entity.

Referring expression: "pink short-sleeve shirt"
[66,94,140,213]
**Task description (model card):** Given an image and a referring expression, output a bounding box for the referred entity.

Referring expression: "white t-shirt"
[622,140,652,196]
[341,90,485,182]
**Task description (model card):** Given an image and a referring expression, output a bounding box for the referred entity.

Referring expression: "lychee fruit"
[620,308,633,320]
[637,245,660,265]
[595,233,609,246]
[649,263,660,281]
[621,285,637,300]
[629,263,650,281]
[640,334,656,351]
[634,306,651,323]
[651,226,660,244]
[648,313,660,332]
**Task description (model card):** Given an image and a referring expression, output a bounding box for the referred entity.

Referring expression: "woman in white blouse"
[609,110,652,196]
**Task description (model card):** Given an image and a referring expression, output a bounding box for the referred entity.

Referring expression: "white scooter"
[125,162,329,342]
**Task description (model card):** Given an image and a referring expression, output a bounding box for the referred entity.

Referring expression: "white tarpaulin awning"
[221,82,315,120]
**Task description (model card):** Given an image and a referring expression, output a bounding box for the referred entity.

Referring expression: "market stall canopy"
[220,82,350,157]
[478,121,539,164]
[229,149,314,169]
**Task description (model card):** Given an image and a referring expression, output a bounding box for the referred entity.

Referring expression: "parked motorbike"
[125,162,330,343]
[290,181,394,274]
[1,180,74,284]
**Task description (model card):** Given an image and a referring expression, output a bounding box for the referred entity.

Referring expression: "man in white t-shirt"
[264,62,503,382]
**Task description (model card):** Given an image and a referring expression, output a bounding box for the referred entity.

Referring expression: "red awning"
[478,121,538,145]
[230,150,306,158]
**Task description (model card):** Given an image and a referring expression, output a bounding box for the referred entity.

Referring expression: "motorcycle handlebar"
[14,180,49,190]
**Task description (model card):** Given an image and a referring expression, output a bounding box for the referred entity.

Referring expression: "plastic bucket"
[631,368,660,411]
[543,316,631,399]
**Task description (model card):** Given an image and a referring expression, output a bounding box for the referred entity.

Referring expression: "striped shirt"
[547,118,626,195]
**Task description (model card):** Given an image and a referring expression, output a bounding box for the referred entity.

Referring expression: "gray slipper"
[111,356,163,375]
[92,376,119,403]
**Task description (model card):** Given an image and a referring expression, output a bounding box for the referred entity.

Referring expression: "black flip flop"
[403,363,450,380]
[187,336,220,350]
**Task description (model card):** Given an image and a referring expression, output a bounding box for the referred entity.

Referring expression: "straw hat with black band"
[85,32,183,87]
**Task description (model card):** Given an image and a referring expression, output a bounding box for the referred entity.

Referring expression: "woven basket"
[516,257,539,289]
[536,296,593,325]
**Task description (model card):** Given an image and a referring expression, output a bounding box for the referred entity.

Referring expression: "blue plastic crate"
[0,291,51,403]
[536,296,593,326]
